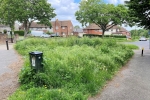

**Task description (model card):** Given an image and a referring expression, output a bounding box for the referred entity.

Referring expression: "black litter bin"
[29,51,43,72]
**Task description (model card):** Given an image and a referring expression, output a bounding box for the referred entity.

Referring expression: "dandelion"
[58,89,61,92]
[43,85,47,89]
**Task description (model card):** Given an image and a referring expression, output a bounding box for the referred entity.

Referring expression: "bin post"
[29,51,43,72]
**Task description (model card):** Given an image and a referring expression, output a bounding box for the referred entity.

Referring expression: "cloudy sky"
[48,0,137,31]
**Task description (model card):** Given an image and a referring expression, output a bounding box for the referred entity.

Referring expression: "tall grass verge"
[9,37,134,100]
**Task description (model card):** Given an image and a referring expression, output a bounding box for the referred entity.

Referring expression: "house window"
[56,26,59,29]
[62,27,65,29]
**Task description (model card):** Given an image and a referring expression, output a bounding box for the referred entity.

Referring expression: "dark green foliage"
[14,31,24,36]
[10,37,134,100]
[3,29,7,34]
[130,29,149,38]
[126,0,150,29]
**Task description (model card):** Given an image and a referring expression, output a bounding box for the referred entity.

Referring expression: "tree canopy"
[126,0,150,29]
[130,29,149,38]
[75,0,129,37]
[74,25,80,31]
[0,0,56,37]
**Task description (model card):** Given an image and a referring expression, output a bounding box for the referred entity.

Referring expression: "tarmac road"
[89,40,150,100]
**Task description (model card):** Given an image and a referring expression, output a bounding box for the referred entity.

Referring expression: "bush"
[83,34,102,37]
[11,37,134,100]
[3,29,7,34]
[14,30,24,36]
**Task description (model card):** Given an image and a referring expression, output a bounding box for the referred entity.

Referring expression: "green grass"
[9,37,134,100]
[104,37,138,42]
[124,44,139,50]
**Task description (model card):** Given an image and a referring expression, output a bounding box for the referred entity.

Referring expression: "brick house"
[109,25,130,36]
[0,24,11,34]
[51,19,73,37]
[0,23,20,33]
[83,24,130,36]
[19,19,73,37]
[83,24,102,35]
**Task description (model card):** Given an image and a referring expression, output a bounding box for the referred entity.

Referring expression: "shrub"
[3,29,7,34]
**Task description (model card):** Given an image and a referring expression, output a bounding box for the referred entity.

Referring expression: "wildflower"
[58,89,61,92]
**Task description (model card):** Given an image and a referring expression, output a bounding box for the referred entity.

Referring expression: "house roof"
[84,23,101,29]
[0,24,9,27]
[30,22,49,28]
[111,25,127,32]
[51,20,72,27]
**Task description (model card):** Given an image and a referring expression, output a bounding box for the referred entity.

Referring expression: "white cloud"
[106,0,118,5]
[106,0,128,5]
[48,0,81,27]
[48,0,137,30]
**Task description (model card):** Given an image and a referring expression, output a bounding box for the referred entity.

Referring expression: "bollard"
[6,40,9,50]
[141,47,144,56]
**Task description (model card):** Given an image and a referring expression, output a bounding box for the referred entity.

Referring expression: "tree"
[0,0,56,37]
[0,0,16,32]
[74,25,80,31]
[130,29,148,38]
[126,0,150,29]
[75,0,129,37]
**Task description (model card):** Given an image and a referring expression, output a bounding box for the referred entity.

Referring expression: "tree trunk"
[24,21,29,38]
[102,29,105,38]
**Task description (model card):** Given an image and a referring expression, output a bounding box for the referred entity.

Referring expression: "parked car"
[51,33,60,37]
[40,33,51,38]
[139,36,147,41]
[31,31,51,38]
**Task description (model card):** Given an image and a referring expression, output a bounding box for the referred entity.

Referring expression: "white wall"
[104,32,112,35]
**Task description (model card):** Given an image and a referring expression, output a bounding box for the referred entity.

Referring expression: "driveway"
[89,40,150,100]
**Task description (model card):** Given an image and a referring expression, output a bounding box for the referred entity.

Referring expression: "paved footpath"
[0,43,23,100]
[0,43,18,75]
[89,49,150,100]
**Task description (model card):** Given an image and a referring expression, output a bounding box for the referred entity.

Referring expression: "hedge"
[83,34,126,38]
[14,30,24,36]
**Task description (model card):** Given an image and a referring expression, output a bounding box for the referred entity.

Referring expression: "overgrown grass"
[124,44,139,50]
[9,37,134,100]
[104,37,137,42]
